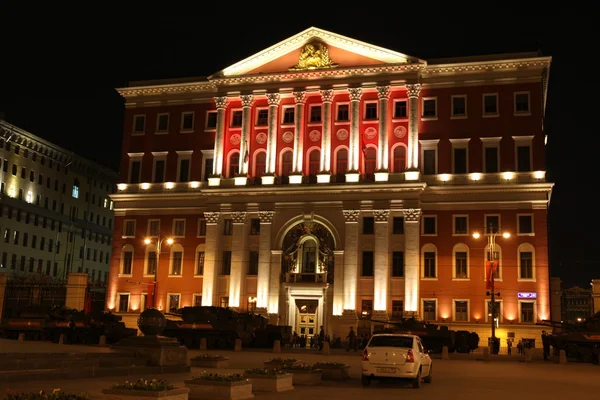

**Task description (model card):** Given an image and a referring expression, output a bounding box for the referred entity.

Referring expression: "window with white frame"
[422,299,437,321]
[422,97,437,119]
[173,219,185,237]
[195,250,205,276]
[485,299,503,323]
[484,215,500,234]
[147,219,160,237]
[169,245,183,276]
[123,220,136,238]
[454,300,469,322]
[514,91,530,115]
[518,214,534,235]
[513,136,533,172]
[200,149,214,182]
[152,152,168,183]
[197,218,207,237]
[117,293,130,312]
[282,107,295,124]
[451,95,467,118]
[168,293,181,312]
[176,151,192,182]
[145,246,157,276]
[141,293,148,311]
[483,93,499,117]
[156,113,169,133]
[309,105,322,123]
[364,102,378,120]
[336,103,349,121]
[450,138,469,174]
[128,153,143,184]
[256,108,268,126]
[205,111,217,130]
[230,110,242,127]
[120,245,134,275]
[453,215,468,235]
[421,244,437,279]
[133,115,146,134]
[518,243,535,280]
[181,111,194,132]
[453,244,469,279]
[519,300,535,323]
[393,99,407,119]
[481,137,501,173]
[422,215,437,235]
[420,139,439,175]
[193,294,202,307]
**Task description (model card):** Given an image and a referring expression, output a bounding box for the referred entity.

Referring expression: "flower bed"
[263,357,298,369]
[312,362,351,380]
[5,390,88,400]
[281,363,323,386]
[184,373,253,400]
[191,354,230,368]
[243,369,294,392]
[101,379,189,399]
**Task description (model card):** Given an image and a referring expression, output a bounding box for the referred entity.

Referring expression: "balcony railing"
[283,272,328,284]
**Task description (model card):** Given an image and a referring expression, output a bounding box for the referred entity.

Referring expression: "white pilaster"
[403,208,421,313]
[256,211,274,309]
[229,211,248,308]
[292,91,305,177]
[201,212,222,306]
[377,86,390,172]
[212,96,228,179]
[347,88,362,178]
[373,209,390,311]
[239,95,253,176]
[320,89,334,179]
[333,250,344,316]
[268,250,283,314]
[406,84,421,172]
[264,93,280,183]
[343,209,360,312]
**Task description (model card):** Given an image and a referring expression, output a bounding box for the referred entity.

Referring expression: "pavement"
[0,341,597,399]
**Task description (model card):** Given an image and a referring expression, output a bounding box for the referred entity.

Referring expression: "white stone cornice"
[116,82,215,98]
[422,57,551,77]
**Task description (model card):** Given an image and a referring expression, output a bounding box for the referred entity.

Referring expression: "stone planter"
[191,357,229,368]
[317,364,351,380]
[281,368,322,385]
[245,373,294,392]
[183,378,254,400]
[263,360,300,369]
[101,388,189,400]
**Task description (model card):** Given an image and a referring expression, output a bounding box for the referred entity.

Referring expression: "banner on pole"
[147,282,156,308]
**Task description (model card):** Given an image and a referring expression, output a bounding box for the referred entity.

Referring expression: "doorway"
[295,299,318,338]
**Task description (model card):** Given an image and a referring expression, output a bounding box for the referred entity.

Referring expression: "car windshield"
[368,336,413,348]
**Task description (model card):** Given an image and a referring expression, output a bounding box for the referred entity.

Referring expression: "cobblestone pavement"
[0,344,597,399]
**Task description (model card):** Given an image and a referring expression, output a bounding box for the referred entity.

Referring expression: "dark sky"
[0,10,597,288]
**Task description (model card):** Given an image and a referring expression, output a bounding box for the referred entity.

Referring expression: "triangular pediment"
[212,27,424,78]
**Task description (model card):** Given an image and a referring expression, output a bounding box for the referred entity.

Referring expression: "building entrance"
[295,299,318,337]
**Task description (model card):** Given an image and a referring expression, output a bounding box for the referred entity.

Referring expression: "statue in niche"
[281,221,335,281]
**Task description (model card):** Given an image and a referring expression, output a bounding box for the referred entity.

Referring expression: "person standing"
[542,331,550,361]
[346,326,357,352]
[318,325,325,351]
[507,339,513,355]
[517,340,523,355]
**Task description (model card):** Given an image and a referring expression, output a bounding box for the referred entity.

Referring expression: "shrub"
[245,368,286,375]
[191,372,246,382]
[266,357,296,364]
[281,363,314,370]
[111,379,174,391]
[194,354,227,360]
[313,361,346,368]
[4,390,88,400]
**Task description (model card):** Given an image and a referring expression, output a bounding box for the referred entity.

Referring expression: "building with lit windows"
[0,120,117,282]
[108,27,552,344]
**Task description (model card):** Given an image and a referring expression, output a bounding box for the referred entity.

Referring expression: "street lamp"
[143,235,174,308]
[473,226,510,354]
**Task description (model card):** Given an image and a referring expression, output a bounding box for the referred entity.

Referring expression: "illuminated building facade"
[109,27,552,343]
[0,120,117,282]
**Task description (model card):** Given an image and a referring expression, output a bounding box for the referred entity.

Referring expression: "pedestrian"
[542,331,550,361]
[346,326,357,352]
[507,339,512,355]
[517,340,523,355]
[318,325,325,351]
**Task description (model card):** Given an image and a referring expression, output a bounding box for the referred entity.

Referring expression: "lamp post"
[473,226,510,354]
[144,234,173,309]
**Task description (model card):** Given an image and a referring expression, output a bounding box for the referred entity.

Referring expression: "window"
[250,218,260,235]
[123,220,136,238]
[362,251,374,276]
[255,151,266,178]
[224,219,233,235]
[483,94,498,116]
[148,219,160,237]
[173,219,185,237]
[222,251,232,275]
[193,294,202,307]
[420,140,438,175]
[454,215,468,235]
[29,170,34,182]
[308,150,320,178]
[424,251,436,278]
[281,150,293,177]
[195,251,205,275]
[146,251,157,276]
[177,152,192,182]
[12,163,17,175]
[170,251,183,275]
[203,157,213,182]
[283,107,295,124]
[335,148,348,178]
[485,215,500,234]
[256,109,268,126]
[118,294,129,312]
[229,152,240,177]
[518,215,533,235]
[393,217,404,234]
[361,300,373,319]
[514,92,530,115]
[393,146,406,173]
[157,113,169,132]
[423,300,436,321]
[121,251,133,275]
[206,111,217,129]
[220,297,229,308]
[72,179,79,198]
[451,95,467,117]
[129,160,142,184]
[392,300,404,319]
[484,146,499,173]
[517,145,531,172]
[363,217,374,235]
[520,302,535,323]
[422,216,436,235]
[181,112,194,131]
[392,251,404,277]
[455,300,468,321]
[394,100,407,119]
[520,251,533,279]
[310,105,322,123]
[197,219,206,237]
[453,147,467,174]
[455,251,468,279]
[153,154,167,183]
[337,104,349,121]
[133,115,145,133]
[364,102,377,120]
[363,147,376,178]
[422,98,437,118]
[231,110,243,127]
[168,294,180,312]
[248,251,259,275]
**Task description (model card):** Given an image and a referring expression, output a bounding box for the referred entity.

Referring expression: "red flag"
[486,260,499,290]
[84,292,92,313]
[147,282,156,309]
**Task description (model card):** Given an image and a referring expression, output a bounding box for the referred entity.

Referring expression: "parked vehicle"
[361,333,433,388]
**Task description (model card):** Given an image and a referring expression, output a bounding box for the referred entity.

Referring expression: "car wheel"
[361,376,371,386]
[412,369,421,389]
[424,365,432,383]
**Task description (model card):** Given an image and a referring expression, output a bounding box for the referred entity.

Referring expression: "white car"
[361,333,433,388]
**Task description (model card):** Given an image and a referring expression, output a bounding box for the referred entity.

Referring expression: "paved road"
[0,346,598,399]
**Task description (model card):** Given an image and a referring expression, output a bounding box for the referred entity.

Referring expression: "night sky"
[1,10,597,288]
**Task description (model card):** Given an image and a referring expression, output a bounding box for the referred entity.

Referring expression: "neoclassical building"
[109,27,553,344]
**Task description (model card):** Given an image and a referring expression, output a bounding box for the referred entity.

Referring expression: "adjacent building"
[108,27,553,344]
[0,120,117,282]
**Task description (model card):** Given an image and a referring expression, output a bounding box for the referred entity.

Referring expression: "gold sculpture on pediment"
[290,41,338,71]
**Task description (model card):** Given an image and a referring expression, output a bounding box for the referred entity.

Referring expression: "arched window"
[452,243,470,279]
[485,243,503,280]
[144,244,157,276]
[421,243,437,279]
[300,238,317,274]
[281,150,293,177]
[308,149,320,178]
[229,152,240,178]
[393,146,406,173]
[364,147,377,180]
[72,178,80,199]
[255,151,266,178]
[517,243,536,281]
[335,148,348,181]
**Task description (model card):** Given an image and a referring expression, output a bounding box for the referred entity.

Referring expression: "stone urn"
[137,308,167,336]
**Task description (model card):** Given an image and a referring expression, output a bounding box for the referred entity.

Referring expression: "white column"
[256,210,274,310]
[333,250,344,316]
[319,89,334,181]
[263,93,280,185]
[239,95,253,177]
[347,88,362,182]
[403,208,421,314]
[210,96,228,186]
[229,211,248,308]
[201,212,221,306]
[268,250,283,315]
[406,84,421,177]
[292,91,305,178]
[376,86,390,181]
[373,209,390,312]
[343,209,360,312]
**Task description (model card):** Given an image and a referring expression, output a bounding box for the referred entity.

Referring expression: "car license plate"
[377,367,396,373]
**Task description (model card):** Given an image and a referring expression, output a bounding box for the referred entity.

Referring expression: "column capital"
[403,208,422,222]
[373,209,390,222]
[376,86,391,100]
[204,211,221,224]
[320,89,335,103]
[348,87,362,102]
[266,93,281,106]
[406,84,422,98]
[259,210,275,224]
[231,211,247,224]
[293,91,306,104]
[343,209,361,223]
[240,95,254,108]
[214,96,228,109]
